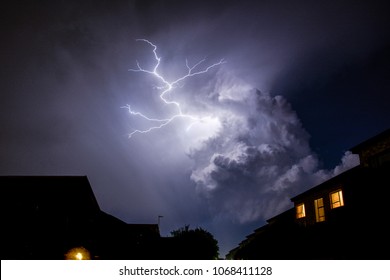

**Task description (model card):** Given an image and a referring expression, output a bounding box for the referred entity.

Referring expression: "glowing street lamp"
[65,246,91,260]
[75,252,83,260]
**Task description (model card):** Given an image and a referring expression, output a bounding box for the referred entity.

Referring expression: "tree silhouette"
[170,225,219,259]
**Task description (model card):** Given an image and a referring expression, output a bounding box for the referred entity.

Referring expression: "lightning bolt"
[123,39,226,138]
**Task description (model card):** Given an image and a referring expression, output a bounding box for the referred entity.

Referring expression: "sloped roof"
[290,166,361,202]
[0,175,101,215]
[350,128,390,153]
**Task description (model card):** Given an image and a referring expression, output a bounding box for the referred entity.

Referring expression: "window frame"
[330,189,344,209]
[296,203,306,219]
[314,197,325,222]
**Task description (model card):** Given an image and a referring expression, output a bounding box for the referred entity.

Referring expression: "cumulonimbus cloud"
[188,71,359,223]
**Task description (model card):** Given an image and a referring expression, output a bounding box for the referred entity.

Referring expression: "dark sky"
[1,0,389,257]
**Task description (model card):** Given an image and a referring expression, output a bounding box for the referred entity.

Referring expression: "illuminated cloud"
[184,71,359,224]
[186,73,328,223]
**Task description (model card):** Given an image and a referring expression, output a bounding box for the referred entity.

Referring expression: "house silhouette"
[0,175,160,260]
[227,128,390,260]
[0,175,218,260]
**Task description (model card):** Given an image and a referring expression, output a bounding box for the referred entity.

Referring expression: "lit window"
[314,198,325,222]
[330,190,344,209]
[296,203,306,219]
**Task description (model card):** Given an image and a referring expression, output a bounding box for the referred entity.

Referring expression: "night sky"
[1,0,389,257]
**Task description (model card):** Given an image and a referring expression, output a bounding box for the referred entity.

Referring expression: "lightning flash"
[124,39,225,138]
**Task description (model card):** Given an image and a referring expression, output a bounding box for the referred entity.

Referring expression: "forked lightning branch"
[123,39,225,138]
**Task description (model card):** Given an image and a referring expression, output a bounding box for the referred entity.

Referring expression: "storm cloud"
[185,72,359,224]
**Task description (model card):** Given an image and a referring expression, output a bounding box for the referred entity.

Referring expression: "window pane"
[330,190,344,209]
[296,203,305,219]
[339,191,344,206]
[315,198,325,222]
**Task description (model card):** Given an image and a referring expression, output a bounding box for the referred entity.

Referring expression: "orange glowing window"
[296,203,306,219]
[330,190,344,209]
[314,198,325,222]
